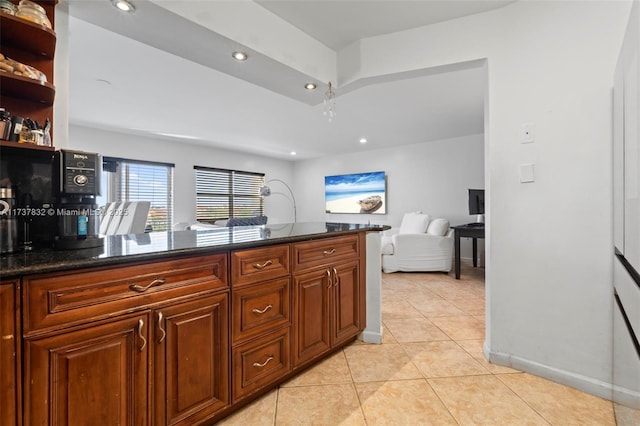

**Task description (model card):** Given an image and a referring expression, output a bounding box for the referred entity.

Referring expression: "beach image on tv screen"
[325,171,386,214]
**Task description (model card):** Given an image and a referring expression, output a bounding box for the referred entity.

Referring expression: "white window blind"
[103,157,174,232]
[195,166,264,223]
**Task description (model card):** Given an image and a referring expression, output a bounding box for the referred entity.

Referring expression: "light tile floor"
[219,261,640,425]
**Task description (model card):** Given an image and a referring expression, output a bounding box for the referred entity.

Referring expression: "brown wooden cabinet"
[292,235,364,368]
[24,312,151,425]
[21,254,229,425]
[0,280,20,426]
[153,293,229,426]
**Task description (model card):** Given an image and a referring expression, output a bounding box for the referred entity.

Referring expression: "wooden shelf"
[0,73,55,105]
[0,140,54,152]
[0,13,56,59]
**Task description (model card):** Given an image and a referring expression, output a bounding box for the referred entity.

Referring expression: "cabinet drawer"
[292,236,359,272]
[231,244,290,287]
[23,254,228,335]
[232,277,290,344]
[232,327,291,402]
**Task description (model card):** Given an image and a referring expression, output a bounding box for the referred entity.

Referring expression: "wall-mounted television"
[325,171,386,214]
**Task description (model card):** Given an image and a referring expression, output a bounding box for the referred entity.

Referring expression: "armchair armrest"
[391,230,453,256]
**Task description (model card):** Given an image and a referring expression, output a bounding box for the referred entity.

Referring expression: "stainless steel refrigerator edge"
[613,0,640,414]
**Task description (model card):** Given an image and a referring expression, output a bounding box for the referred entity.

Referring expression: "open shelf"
[0,13,56,59]
[0,73,55,105]
[0,140,54,152]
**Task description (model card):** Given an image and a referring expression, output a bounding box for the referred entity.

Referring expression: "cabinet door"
[332,260,362,346]
[293,269,331,367]
[24,313,151,426]
[0,281,19,426]
[154,293,229,426]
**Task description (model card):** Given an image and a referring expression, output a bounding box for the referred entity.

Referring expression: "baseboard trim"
[360,329,383,344]
[487,348,614,401]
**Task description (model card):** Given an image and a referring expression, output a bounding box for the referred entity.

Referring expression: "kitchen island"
[0,222,385,425]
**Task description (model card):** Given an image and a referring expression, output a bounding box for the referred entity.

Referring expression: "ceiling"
[65,1,511,160]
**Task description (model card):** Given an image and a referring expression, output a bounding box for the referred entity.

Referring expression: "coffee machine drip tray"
[54,236,104,250]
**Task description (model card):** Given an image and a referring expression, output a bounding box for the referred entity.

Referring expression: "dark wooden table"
[452,224,485,279]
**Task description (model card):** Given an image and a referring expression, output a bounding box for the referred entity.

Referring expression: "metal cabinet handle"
[253,356,274,368]
[157,312,166,344]
[333,267,340,288]
[252,260,273,270]
[138,319,146,352]
[130,278,166,293]
[323,248,336,256]
[252,304,273,315]
[326,269,332,288]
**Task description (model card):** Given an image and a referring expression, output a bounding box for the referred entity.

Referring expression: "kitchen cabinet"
[0,280,20,426]
[22,253,229,425]
[154,294,229,425]
[0,1,57,145]
[231,245,292,402]
[292,236,364,367]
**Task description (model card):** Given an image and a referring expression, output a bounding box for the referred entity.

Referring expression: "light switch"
[520,163,535,183]
[521,123,535,143]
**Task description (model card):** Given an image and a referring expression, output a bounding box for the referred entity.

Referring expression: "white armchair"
[381,212,454,273]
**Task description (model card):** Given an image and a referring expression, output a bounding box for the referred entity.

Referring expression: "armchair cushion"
[399,212,430,234]
[426,218,450,236]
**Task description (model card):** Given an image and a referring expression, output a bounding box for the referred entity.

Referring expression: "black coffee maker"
[54,149,103,249]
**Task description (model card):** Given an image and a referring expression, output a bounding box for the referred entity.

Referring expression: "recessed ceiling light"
[290,151,297,156]
[232,51,248,61]
[304,83,317,90]
[111,0,135,13]
[359,138,367,144]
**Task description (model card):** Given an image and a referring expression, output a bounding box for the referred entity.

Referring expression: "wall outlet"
[520,163,535,183]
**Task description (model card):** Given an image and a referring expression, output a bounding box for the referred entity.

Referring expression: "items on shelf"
[0,107,51,147]
[0,0,51,29]
[0,53,47,83]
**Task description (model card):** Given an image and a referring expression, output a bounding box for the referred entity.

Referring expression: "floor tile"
[409,298,467,317]
[614,402,640,426]
[497,373,616,425]
[383,317,450,343]
[429,375,549,425]
[217,389,276,426]
[281,350,352,387]
[448,297,486,316]
[381,298,424,320]
[343,343,423,382]
[356,379,457,425]
[402,340,491,378]
[275,383,365,425]
[381,324,397,344]
[429,315,485,340]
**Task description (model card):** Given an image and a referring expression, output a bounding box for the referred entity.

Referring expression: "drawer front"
[23,254,228,335]
[232,277,290,344]
[231,244,290,287]
[232,327,291,402]
[292,236,359,272]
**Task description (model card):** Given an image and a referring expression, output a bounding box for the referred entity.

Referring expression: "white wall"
[337,1,629,397]
[293,133,484,256]
[69,125,295,225]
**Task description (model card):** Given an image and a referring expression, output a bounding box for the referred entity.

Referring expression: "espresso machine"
[54,149,103,249]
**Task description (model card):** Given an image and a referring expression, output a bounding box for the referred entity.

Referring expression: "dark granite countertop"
[0,222,387,278]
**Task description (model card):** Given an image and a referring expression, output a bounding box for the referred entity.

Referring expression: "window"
[102,157,174,231]
[195,166,264,223]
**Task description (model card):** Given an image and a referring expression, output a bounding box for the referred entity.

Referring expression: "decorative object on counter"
[0,53,47,83]
[324,81,336,122]
[15,0,51,28]
[260,178,297,222]
[0,187,19,254]
[0,0,16,15]
[8,115,23,142]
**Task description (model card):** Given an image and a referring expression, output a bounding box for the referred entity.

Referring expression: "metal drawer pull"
[252,260,273,270]
[130,278,166,293]
[333,267,339,287]
[323,248,336,256]
[138,319,146,352]
[252,304,273,315]
[253,356,274,368]
[326,269,332,288]
[157,312,166,344]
